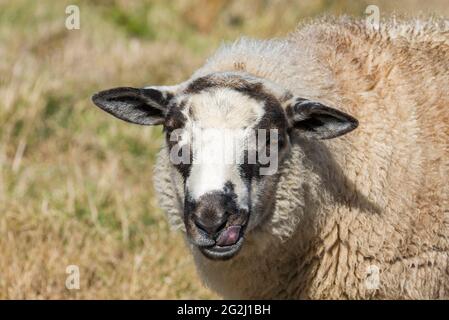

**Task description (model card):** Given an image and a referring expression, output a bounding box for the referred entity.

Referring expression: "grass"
[0,0,447,299]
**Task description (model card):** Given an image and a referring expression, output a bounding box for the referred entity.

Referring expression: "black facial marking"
[237,83,289,181]
[234,82,271,102]
[185,75,275,99]
[164,100,186,132]
[164,100,192,180]
[239,152,255,183]
[185,75,216,94]
[173,153,192,180]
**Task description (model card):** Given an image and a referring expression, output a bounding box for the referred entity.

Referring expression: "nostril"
[194,219,208,233]
[194,216,227,235]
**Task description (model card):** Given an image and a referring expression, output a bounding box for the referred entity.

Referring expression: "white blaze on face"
[187,126,242,199]
[183,88,265,207]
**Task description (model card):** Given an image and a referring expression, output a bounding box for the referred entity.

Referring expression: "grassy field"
[0,0,447,299]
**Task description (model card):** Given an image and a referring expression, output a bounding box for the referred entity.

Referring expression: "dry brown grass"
[0,0,447,299]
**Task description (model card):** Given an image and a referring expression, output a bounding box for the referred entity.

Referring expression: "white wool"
[153,16,449,299]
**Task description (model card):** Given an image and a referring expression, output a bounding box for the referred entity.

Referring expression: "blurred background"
[0,0,447,299]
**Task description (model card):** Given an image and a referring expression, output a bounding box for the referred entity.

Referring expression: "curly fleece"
[153,16,449,299]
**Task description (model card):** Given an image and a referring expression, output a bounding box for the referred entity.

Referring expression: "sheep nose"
[190,192,233,236]
[193,210,228,235]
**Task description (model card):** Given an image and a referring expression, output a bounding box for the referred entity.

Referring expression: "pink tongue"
[216,226,241,246]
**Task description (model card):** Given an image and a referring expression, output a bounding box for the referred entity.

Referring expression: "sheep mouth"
[199,237,244,260]
[199,226,245,260]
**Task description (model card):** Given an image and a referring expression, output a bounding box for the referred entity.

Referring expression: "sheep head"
[92,72,358,260]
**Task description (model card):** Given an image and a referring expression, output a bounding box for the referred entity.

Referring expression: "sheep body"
[154,17,449,299]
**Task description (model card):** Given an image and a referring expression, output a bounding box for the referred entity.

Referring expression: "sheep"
[92,16,449,299]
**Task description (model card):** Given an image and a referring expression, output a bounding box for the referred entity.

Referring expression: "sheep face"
[92,72,358,260]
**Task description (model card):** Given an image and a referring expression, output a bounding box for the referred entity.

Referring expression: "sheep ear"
[91,86,175,125]
[285,98,358,139]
